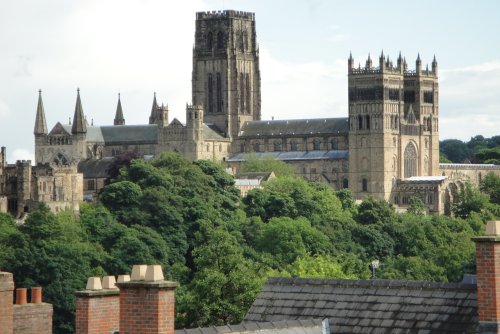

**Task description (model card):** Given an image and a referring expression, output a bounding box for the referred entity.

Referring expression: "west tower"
[348,52,439,201]
[192,10,261,140]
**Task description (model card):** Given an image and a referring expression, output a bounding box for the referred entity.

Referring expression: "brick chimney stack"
[75,276,120,334]
[117,264,178,334]
[0,271,14,334]
[473,220,500,333]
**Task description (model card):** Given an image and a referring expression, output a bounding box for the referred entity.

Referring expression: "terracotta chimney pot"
[16,288,27,305]
[31,287,42,303]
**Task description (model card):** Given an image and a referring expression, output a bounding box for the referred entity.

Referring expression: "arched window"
[53,153,68,165]
[342,178,349,189]
[404,143,418,178]
[217,31,224,49]
[290,141,297,151]
[273,141,282,152]
[216,73,222,113]
[330,138,338,150]
[313,139,321,150]
[208,74,214,113]
[207,32,213,49]
[240,144,245,152]
[362,178,368,192]
[253,142,260,152]
[358,115,363,129]
[365,115,370,130]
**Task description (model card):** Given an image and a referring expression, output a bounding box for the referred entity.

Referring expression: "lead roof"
[238,118,349,138]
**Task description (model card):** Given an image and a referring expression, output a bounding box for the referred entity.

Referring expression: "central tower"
[192,10,261,140]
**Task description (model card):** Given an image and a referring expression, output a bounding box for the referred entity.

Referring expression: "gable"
[48,122,71,136]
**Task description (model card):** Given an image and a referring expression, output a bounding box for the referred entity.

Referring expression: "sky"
[1,0,499,162]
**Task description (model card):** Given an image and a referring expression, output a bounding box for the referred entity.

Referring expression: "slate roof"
[244,277,478,334]
[238,118,349,138]
[204,124,228,141]
[78,158,115,178]
[60,124,158,144]
[175,319,328,334]
[227,151,348,162]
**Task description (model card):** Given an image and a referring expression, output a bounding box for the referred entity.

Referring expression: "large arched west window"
[404,142,418,178]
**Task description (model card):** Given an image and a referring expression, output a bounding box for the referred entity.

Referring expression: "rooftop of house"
[244,277,478,334]
[176,319,328,334]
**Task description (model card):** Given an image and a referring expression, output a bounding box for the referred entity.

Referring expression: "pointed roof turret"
[416,53,421,63]
[149,92,159,124]
[72,88,87,134]
[34,89,48,135]
[114,93,125,125]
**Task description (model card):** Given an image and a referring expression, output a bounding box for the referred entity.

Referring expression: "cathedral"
[2,10,499,217]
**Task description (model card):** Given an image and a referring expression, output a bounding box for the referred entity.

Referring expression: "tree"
[407,196,426,215]
[280,254,368,279]
[440,139,471,163]
[452,183,490,218]
[480,172,500,204]
[257,216,331,266]
[239,153,295,177]
[177,225,261,328]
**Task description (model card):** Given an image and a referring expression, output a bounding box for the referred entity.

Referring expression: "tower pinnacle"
[72,88,87,134]
[114,93,125,125]
[34,89,48,135]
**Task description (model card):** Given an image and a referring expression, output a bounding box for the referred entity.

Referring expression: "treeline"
[441,135,500,164]
[1,152,500,333]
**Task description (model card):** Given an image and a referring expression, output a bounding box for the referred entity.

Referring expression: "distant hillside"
[440,135,500,164]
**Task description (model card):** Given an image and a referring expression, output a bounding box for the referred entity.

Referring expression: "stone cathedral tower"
[348,52,439,201]
[192,10,261,140]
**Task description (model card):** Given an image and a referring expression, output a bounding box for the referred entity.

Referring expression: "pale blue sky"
[0,0,499,161]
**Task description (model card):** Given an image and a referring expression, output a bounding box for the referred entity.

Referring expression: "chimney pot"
[145,265,164,281]
[486,221,500,236]
[131,265,147,281]
[86,277,102,290]
[117,274,130,283]
[102,276,117,289]
[31,287,42,303]
[16,288,27,305]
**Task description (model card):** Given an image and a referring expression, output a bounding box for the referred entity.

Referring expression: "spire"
[348,51,354,73]
[114,93,125,125]
[416,53,421,63]
[72,88,87,134]
[34,89,48,135]
[149,92,159,125]
[432,54,438,76]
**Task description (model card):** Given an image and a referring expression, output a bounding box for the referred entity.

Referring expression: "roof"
[245,277,478,334]
[235,172,274,182]
[238,118,349,138]
[235,179,261,186]
[78,158,114,178]
[100,125,158,144]
[227,151,348,162]
[175,319,328,334]
[403,176,448,183]
[204,124,227,141]
[440,163,500,170]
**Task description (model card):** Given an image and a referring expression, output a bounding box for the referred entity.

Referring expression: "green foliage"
[257,216,331,266]
[280,254,368,279]
[239,153,295,177]
[452,183,490,218]
[407,196,426,216]
[480,172,500,204]
[177,225,262,328]
[440,139,470,163]
[440,135,500,163]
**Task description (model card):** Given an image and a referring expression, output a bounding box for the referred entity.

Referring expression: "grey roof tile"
[245,278,477,333]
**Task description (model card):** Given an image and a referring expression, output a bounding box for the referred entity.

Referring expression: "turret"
[149,92,159,125]
[34,89,48,136]
[348,52,354,73]
[72,89,87,135]
[148,93,168,128]
[365,53,372,69]
[416,53,422,75]
[114,93,125,126]
[186,104,203,142]
[432,55,438,76]
[379,50,385,72]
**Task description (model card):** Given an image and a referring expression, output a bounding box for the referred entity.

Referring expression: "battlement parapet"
[186,104,204,111]
[196,10,255,20]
